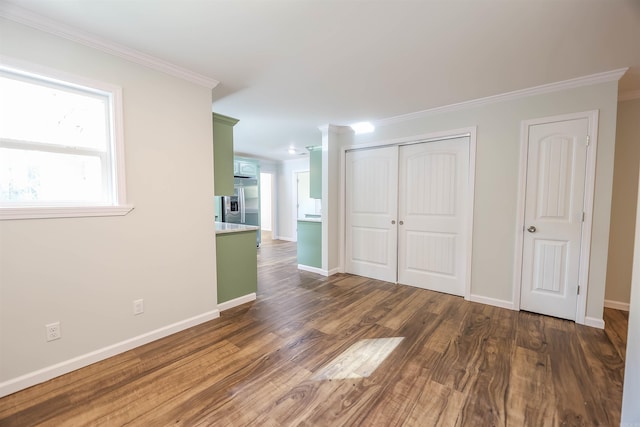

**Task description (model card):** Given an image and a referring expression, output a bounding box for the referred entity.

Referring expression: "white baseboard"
[604,299,630,311]
[0,309,220,398]
[298,264,328,276]
[327,267,341,276]
[467,294,515,310]
[297,265,341,277]
[274,236,296,242]
[584,316,605,329]
[465,295,606,329]
[217,293,256,312]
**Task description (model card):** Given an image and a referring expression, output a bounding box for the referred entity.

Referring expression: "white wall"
[257,158,278,176]
[605,98,640,309]
[621,158,640,425]
[321,126,346,274]
[348,81,619,322]
[0,19,217,393]
[260,172,273,232]
[276,157,309,241]
[258,159,278,235]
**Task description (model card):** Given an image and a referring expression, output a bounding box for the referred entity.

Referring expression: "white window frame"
[0,57,133,220]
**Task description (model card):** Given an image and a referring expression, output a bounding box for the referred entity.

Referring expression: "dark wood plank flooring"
[0,237,628,426]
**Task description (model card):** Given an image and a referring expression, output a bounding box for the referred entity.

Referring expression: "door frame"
[512,110,599,325]
[339,126,477,300]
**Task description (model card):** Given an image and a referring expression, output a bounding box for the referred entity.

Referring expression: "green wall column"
[216,231,257,303]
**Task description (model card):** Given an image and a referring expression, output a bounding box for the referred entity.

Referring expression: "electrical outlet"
[133,299,144,315]
[46,322,61,342]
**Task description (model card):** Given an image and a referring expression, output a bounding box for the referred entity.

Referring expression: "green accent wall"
[309,147,322,199]
[216,231,257,303]
[213,113,239,196]
[297,220,321,268]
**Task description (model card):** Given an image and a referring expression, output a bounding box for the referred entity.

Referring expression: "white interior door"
[345,146,398,283]
[520,118,589,320]
[397,138,469,296]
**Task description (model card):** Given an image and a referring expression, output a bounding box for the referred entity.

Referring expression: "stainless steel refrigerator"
[221,177,261,246]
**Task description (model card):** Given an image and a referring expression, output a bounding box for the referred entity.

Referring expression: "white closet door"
[397,138,469,296]
[345,146,398,283]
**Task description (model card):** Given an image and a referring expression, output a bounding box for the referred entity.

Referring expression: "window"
[0,61,131,219]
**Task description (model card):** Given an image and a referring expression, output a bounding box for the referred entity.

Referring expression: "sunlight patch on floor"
[312,337,404,380]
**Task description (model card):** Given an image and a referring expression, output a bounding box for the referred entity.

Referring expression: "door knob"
[527,226,537,233]
[399,221,404,225]
[391,220,396,225]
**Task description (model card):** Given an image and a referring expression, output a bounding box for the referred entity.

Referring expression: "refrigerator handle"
[221,196,228,222]
[239,187,246,223]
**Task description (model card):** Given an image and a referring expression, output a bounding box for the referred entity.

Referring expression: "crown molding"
[375,68,629,127]
[619,89,640,102]
[0,3,219,89]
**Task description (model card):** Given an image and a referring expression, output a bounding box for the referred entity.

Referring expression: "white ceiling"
[3,0,640,161]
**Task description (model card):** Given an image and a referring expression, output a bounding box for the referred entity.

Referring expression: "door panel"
[520,118,588,320]
[532,240,568,293]
[405,231,457,276]
[397,138,469,295]
[345,146,398,283]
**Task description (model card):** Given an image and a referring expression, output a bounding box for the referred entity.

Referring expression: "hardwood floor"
[0,239,628,426]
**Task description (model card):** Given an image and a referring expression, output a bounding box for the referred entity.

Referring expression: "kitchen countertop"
[215,221,260,234]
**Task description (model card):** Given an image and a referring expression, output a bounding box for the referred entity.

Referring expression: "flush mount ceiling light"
[288,145,307,155]
[350,121,375,134]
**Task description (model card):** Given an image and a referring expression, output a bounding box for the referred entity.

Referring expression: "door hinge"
[577,285,581,295]
[586,135,590,146]
[582,212,585,222]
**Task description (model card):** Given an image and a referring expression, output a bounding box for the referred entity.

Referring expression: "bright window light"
[312,337,404,380]
[350,121,375,134]
[0,61,131,219]
[0,74,111,205]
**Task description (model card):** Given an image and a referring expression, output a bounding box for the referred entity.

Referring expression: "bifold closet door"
[345,146,398,283]
[397,138,469,296]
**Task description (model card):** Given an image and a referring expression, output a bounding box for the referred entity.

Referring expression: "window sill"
[0,205,134,220]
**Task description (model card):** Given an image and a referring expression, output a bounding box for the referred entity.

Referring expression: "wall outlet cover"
[133,299,144,315]
[46,322,61,342]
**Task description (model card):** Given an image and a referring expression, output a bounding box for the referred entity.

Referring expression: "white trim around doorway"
[512,110,599,326]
